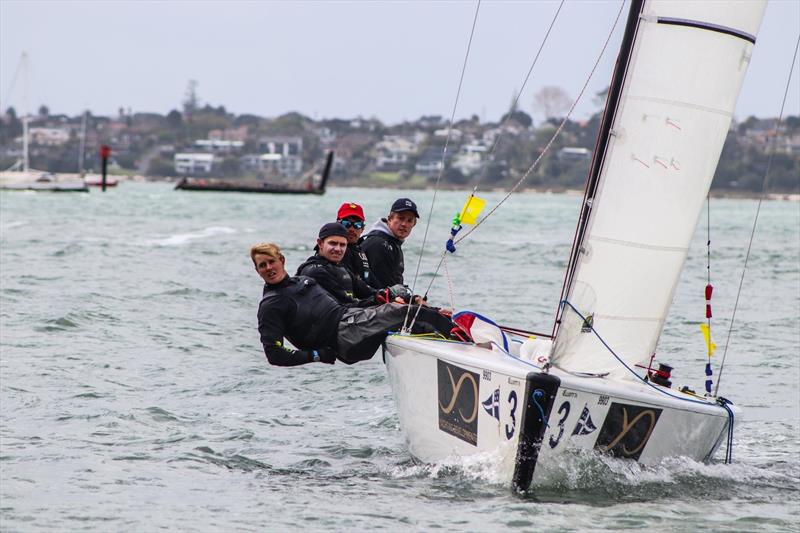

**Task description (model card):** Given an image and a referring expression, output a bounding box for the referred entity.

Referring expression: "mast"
[78,111,88,175]
[22,52,30,174]
[22,114,29,173]
[553,0,645,338]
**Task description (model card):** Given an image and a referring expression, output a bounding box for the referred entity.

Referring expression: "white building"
[375,135,417,170]
[256,136,303,176]
[240,153,302,177]
[174,153,216,175]
[452,143,488,175]
[434,128,462,141]
[557,147,591,161]
[194,139,244,153]
[27,127,70,146]
[415,147,446,177]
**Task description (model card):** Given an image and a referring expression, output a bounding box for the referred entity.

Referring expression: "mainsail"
[552,0,766,376]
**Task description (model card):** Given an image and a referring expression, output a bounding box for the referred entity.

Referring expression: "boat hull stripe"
[656,17,756,44]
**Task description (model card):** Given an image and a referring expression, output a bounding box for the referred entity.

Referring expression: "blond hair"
[250,242,284,265]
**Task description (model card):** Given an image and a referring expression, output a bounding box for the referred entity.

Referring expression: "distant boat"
[0,170,88,192]
[0,53,87,193]
[174,151,333,195]
[83,174,119,188]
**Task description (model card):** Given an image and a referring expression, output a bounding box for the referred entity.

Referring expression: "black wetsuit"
[295,254,378,307]
[360,222,405,289]
[342,243,372,283]
[257,275,345,366]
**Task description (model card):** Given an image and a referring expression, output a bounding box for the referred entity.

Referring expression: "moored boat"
[0,170,88,192]
[174,151,333,194]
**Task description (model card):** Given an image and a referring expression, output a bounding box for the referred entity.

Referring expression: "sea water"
[1,183,797,531]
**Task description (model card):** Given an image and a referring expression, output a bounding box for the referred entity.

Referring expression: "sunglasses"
[339,220,365,230]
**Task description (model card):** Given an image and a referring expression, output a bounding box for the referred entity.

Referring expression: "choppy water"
[1,183,798,531]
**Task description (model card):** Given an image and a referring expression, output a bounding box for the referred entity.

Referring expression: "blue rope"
[559,299,736,462]
[446,224,462,253]
[559,300,726,409]
[532,389,550,427]
[718,397,735,464]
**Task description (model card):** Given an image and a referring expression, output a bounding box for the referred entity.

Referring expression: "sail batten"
[588,236,688,253]
[552,0,767,377]
[625,95,735,116]
[655,17,757,44]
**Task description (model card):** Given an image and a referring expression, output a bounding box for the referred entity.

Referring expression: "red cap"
[337,202,365,221]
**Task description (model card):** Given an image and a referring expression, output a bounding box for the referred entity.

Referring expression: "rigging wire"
[714,32,800,397]
[1,55,24,113]
[472,0,566,187]
[407,0,626,333]
[453,0,626,247]
[406,0,566,329]
[402,0,482,332]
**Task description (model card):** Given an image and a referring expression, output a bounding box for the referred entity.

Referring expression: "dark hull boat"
[174,151,333,195]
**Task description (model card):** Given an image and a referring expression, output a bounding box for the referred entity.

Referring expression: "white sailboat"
[0,53,88,192]
[384,0,766,491]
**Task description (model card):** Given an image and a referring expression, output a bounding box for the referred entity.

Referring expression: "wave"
[1,220,26,231]
[387,446,798,501]
[145,226,237,247]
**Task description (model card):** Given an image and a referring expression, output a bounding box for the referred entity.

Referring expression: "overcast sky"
[1,0,798,125]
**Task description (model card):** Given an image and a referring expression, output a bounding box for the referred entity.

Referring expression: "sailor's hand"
[310,348,336,364]
[388,284,413,303]
[412,295,428,306]
[376,288,391,305]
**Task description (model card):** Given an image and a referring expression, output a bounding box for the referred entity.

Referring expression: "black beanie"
[318,222,349,240]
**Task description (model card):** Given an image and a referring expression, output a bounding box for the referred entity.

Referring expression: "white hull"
[384,335,734,491]
[0,170,88,192]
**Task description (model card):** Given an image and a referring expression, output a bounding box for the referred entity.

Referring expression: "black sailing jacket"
[257,276,345,366]
[360,220,404,290]
[296,254,378,307]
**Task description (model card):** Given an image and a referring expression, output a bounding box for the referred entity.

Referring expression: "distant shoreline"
[327,180,800,201]
[133,174,798,201]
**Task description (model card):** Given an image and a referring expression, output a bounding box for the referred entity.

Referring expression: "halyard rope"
[403,0,482,332]
[472,0,566,187]
[714,32,800,396]
[453,0,626,247]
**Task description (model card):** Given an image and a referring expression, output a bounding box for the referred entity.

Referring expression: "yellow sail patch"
[459,196,486,225]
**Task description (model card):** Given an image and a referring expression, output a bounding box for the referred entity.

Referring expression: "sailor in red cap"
[336,202,373,284]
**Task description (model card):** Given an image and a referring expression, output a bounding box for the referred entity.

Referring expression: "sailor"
[296,222,410,307]
[360,197,419,290]
[336,202,372,283]
[251,242,459,367]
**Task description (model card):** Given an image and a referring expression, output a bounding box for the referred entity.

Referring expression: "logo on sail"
[571,403,597,436]
[594,402,662,461]
[437,359,480,446]
[482,388,500,421]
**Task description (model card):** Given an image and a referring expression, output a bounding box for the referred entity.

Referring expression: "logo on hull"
[437,359,480,446]
[594,402,662,461]
[482,388,500,421]
[571,403,597,436]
